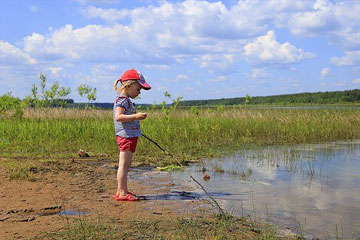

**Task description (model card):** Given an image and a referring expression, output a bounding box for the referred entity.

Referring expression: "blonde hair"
[113,79,138,94]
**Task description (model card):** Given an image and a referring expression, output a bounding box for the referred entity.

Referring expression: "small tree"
[30,84,40,108]
[31,73,71,108]
[151,101,157,110]
[77,84,97,109]
[57,86,71,107]
[160,92,183,115]
[245,93,251,105]
[40,73,47,103]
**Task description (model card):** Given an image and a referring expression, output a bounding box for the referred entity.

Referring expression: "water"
[58,210,90,216]
[171,141,360,239]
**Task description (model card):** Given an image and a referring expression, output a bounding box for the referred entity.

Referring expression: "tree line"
[178,89,360,106]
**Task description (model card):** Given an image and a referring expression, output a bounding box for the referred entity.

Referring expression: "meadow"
[1,107,360,166]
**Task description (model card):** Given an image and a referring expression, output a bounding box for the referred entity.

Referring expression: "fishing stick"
[142,133,225,215]
[142,134,185,167]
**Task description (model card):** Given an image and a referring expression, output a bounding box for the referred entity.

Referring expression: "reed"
[1,107,360,165]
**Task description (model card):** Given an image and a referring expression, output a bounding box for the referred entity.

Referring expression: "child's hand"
[135,112,147,120]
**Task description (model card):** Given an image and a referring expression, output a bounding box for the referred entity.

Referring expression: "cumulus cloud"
[21,1,287,65]
[0,40,36,65]
[195,54,237,73]
[353,78,360,84]
[81,6,129,22]
[20,0,334,71]
[23,24,172,64]
[320,67,329,78]
[287,0,360,51]
[331,51,360,66]
[244,30,315,66]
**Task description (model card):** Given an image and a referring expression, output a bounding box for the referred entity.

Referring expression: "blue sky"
[1,0,360,104]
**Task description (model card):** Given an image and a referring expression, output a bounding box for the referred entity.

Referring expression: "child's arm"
[114,107,147,122]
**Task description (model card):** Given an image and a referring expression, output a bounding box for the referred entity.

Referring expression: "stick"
[142,133,184,167]
[142,134,173,157]
[142,134,225,215]
[190,175,225,216]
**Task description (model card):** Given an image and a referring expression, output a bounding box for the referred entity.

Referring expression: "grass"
[34,213,287,240]
[1,107,360,167]
[0,158,38,181]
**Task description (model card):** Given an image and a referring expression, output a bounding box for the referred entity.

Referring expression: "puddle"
[171,141,360,239]
[58,210,90,216]
[36,206,89,216]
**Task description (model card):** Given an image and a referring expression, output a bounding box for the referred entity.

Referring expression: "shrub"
[0,93,27,118]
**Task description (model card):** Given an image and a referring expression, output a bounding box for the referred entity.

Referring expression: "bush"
[0,93,27,118]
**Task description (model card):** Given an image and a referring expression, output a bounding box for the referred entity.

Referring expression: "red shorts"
[116,136,138,152]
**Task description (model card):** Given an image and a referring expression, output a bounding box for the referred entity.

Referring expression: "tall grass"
[1,108,360,164]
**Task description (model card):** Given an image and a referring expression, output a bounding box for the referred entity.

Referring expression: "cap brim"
[137,74,151,90]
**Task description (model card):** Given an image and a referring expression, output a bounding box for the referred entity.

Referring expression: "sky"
[1,0,360,104]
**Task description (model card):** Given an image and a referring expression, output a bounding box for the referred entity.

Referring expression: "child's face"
[127,82,142,98]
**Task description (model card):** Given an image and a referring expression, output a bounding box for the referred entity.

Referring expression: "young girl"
[112,69,151,201]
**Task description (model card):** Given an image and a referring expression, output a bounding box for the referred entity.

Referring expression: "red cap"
[119,69,151,90]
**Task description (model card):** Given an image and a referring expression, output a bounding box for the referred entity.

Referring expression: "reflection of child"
[112,69,151,201]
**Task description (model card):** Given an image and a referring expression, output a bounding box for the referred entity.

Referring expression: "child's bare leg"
[116,150,133,196]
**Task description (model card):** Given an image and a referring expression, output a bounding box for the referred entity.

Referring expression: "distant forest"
[177,89,360,107]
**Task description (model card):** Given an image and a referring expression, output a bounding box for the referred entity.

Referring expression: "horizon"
[1,0,360,104]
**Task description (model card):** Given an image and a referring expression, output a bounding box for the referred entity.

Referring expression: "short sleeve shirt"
[113,95,142,138]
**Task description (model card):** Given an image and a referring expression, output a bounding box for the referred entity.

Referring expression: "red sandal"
[113,192,138,201]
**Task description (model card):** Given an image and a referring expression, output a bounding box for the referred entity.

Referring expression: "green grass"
[34,214,285,240]
[1,107,360,167]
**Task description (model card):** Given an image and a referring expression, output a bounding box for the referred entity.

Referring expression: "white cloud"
[45,67,62,75]
[23,24,172,63]
[331,51,360,66]
[320,67,329,78]
[81,6,129,22]
[287,0,360,51]
[244,30,315,66]
[246,68,269,80]
[209,75,227,82]
[21,0,331,71]
[145,64,170,71]
[353,78,360,83]
[196,54,237,73]
[0,40,36,65]
[175,74,190,82]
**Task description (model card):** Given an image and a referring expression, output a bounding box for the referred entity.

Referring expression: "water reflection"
[171,141,360,239]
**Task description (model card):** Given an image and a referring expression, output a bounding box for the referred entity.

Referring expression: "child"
[112,69,151,201]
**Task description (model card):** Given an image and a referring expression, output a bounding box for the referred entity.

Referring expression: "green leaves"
[30,73,71,108]
[77,84,97,109]
[0,92,25,118]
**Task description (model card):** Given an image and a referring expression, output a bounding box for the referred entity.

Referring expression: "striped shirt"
[113,95,142,138]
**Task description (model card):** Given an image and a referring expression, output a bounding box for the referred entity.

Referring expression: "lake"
[171,141,360,239]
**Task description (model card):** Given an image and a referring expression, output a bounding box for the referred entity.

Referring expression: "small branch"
[142,134,184,167]
[190,175,225,216]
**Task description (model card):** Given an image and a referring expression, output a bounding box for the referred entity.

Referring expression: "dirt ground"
[0,157,211,240]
